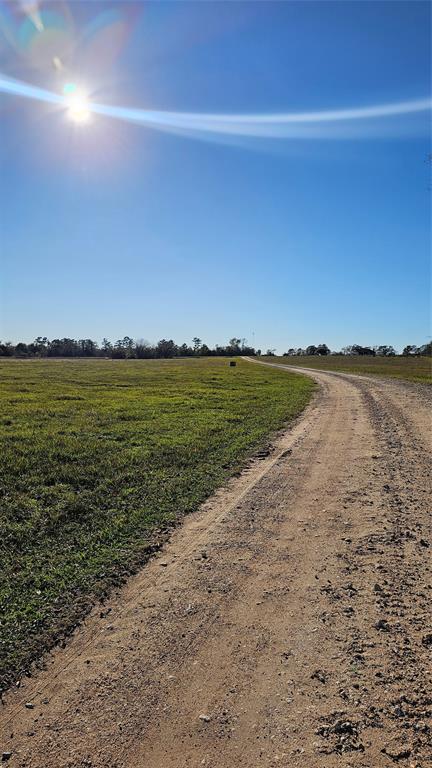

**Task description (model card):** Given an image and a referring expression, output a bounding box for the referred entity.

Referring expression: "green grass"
[0,357,314,690]
[260,355,431,384]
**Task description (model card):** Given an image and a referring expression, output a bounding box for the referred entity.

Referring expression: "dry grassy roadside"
[260,354,431,383]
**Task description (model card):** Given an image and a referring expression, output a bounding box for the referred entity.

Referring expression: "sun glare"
[63,83,91,125]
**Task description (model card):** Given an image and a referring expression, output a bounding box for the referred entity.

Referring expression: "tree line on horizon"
[0,336,256,359]
[0,337,430,359]
[282,343,431,357]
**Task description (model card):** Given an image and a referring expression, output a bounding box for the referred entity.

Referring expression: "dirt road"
[1,362,431,767]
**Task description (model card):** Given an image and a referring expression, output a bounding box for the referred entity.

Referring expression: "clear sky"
[1,0,431,353]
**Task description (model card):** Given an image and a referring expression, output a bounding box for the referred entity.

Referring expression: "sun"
[63,83,91,125]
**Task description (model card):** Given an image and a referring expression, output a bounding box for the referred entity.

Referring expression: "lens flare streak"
[0,74,430,140]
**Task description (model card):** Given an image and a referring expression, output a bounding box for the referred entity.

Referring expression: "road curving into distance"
[1,360,431,767]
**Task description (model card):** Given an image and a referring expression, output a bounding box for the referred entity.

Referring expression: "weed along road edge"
[1,361,431,767]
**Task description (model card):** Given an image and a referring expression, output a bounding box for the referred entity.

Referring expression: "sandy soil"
[1,362,431,767]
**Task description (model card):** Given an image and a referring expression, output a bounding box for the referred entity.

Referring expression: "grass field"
[260,355,431,384]
[0,357,314,691]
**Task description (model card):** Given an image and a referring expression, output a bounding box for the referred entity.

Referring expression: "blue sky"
[0,1,430,352]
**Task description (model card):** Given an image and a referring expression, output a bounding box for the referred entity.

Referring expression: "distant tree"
[122,337,135,357]
[316,344,330,356]
[135,339,153,358]
[192,337,202,354]
[178,343,193,357]
[48,338,80,357]
[113,339,127,358]
[419,341,432,356]
[266,348,276,356]
[402,345,418,356]
[155,339,177,358]
[348,344,376,356]
[112,348,127,359]
[79,339,97,357]
[241,345,256,356]
[101,338,113,355]
[227,338,242,355]
[306,345,318,356]
[113,337,135,358]
[0,342,14,357]
[15,342,29,356]
[375,345,396,357]
[32,337,49,356]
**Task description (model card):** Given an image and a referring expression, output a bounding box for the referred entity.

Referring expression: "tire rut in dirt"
[314,379,432,764]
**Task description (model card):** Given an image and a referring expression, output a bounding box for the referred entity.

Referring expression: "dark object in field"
[375,618,391,632]
[229,361,236,367]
